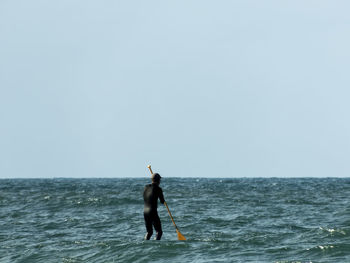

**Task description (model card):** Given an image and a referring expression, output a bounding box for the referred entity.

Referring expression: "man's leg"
[153,213,163,240]
[144,213,153,240]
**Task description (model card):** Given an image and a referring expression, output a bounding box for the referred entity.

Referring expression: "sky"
[0,0,349,178]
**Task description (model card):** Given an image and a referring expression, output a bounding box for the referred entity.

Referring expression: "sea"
[1,178,349,263]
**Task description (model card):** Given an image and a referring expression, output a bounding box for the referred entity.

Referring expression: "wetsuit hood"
[151,173,161,184]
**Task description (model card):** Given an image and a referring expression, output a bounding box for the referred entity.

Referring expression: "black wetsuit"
[143,183,165,240]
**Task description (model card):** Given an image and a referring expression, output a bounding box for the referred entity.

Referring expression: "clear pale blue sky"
[1,1,349,178]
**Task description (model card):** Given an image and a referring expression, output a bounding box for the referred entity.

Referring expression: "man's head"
[151,173,161,184]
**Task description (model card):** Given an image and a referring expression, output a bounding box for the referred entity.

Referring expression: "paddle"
[147,165,186,241]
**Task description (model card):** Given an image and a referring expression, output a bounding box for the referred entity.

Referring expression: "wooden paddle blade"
[176,229,186,241]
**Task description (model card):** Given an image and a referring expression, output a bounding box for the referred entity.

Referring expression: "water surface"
[1,178,349,262]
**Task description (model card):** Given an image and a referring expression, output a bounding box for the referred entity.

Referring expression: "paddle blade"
[176,229,186,241]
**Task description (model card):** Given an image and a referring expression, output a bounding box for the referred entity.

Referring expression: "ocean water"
[1,178,350,263]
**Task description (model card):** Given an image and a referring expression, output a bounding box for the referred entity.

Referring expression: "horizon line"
[1,176,349,180]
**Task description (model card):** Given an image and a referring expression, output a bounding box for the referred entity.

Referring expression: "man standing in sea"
[143,173,165,240]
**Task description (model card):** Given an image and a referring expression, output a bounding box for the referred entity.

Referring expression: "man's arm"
[159,188,165,204]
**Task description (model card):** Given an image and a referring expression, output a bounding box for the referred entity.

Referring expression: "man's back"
[143,183,165,213]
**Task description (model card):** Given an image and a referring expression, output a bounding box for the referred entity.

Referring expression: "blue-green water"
[1,178,350,263]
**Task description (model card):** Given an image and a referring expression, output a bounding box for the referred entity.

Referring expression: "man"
[143,173,165,240]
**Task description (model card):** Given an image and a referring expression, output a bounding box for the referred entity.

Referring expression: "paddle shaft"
[147,165,153,175]
[164,201,179,229]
